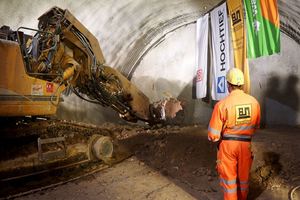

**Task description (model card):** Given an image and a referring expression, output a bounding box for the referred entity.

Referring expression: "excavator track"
[0,118,133,199]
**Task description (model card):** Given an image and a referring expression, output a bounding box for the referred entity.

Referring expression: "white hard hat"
[226,68,244,86]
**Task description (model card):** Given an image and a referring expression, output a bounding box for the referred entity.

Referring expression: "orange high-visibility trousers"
[216,140,253,200]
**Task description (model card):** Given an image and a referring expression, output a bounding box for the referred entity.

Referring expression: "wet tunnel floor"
[1,122,300,200]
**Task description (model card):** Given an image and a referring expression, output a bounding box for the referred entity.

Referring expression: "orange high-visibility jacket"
[208,89,260,142]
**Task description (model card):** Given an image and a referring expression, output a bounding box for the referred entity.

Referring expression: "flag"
[227,0,250,93]
[211,2,230,100]
[196,13,209,99]
[244,0,280,58]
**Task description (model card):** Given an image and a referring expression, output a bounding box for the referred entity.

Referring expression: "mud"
[1,120,300,199]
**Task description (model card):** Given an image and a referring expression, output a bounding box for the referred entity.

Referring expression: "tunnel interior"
[1,0,299,126]
[0,0,300,200]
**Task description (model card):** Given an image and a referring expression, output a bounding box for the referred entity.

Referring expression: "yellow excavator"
[0,6,182,124]
[0,7,183,184]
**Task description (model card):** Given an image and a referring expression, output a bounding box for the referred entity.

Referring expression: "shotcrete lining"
[0,0,300,125]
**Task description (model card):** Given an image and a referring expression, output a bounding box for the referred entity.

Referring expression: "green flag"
[244,0,280,58]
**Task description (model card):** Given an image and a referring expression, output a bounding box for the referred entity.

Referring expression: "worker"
[208,68,261,200]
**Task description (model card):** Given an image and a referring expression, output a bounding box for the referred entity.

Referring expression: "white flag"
[196,13,209,99]
[210,2,230,100]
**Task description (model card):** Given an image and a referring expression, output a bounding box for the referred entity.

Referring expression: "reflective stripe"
[223,187,237,193]
[220,178,249,185]
[239,180,249,185]
[223,186,248,193]
[223,134,251,139]
[228,125,255,131]
[220,178,236,185]
[208,126,220,136]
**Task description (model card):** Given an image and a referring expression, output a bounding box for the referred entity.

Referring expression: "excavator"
[0,7,183,188]
[0,6,182,124]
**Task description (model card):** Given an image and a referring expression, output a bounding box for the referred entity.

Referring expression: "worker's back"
[208,89,261,142]
[220,89,260,137]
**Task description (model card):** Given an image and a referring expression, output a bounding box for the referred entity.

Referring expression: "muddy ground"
[0,120,300,200]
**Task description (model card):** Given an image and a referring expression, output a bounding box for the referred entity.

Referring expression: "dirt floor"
[1,120,300,200]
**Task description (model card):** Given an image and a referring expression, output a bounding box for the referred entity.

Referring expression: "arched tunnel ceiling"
[0,0,299,78]
[119,0,300,80]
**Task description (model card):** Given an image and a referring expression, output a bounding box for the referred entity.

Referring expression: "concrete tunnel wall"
[0,0,300,126]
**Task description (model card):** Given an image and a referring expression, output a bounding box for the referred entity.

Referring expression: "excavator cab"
[0,25,64,117]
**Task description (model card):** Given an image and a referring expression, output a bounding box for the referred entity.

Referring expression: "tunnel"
[0,0,300,199]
